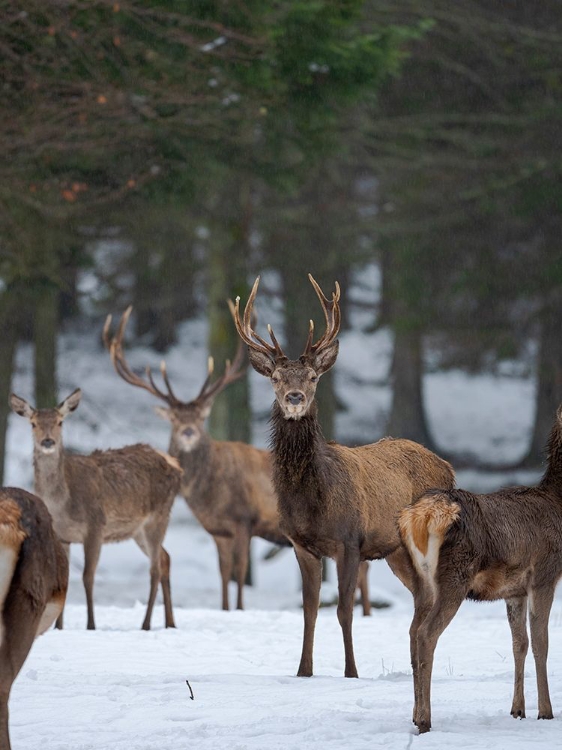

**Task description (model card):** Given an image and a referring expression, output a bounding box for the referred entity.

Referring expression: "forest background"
[1,0,561,485]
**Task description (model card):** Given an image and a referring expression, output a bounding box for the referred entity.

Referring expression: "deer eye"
[272,375,279,384]
[31,423,37,429]
[310,375,318,383]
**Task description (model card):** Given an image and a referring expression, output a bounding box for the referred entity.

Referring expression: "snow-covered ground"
[5,272,559,749]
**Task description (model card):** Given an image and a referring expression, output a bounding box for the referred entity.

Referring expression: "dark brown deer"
[232,274,455,678]
[10,390,181,631]
[398,405,562,733]
[104,306,290,611]
[0,486,68,750]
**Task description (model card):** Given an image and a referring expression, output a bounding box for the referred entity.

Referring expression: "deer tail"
[0,500,27,647]
[398,492,460,599]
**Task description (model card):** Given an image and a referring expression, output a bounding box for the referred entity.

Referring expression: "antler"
[301,274,341,358]
[230,276,287,361]
[194,336,246,405]
[103,306,182,406]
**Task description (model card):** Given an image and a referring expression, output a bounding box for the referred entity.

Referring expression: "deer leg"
[55,542,70,630]
[0,595,44,750]
[386,546,415,593]
[134,520,169,631]
[415,589,465,733]
[159,546,175,628]
[506,596,529,718]
[214,535,235,611]
[529,585,555,720]
[83,533,102,630]
[410,583,434,725]
[335,546,361,678]
[233,525,251,611]
[294,543,322,677]
[357,561,371,617]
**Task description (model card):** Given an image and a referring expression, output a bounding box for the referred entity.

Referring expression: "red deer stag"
[232,274,455,677]
[0,486,68,750]
[104,306,289,611]
[10,390,181,631]
[398,405,562,733]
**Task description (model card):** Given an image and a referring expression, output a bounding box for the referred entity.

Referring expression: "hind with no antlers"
[399,404,562,733]
[10,389,181,631]
[104,306,290,611]
[0,487,68,750]
[232,274,455,678]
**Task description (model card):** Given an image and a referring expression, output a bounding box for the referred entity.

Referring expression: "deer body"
[104,306,288,611]
[399,407,562,732]
[232,275,455,678]
[10,390,181,631]
[0,486,68,750]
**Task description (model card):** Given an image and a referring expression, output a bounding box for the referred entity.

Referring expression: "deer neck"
[270,400,328,489]
[168,430,213,496]
[540,421,562,493]
[33,447,68,505]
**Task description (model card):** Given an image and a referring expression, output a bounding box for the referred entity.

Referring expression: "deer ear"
[247,348,275,377]
[9,393,34,419]
[311,339,339,376]
[57,388,82,417]
[154,406,173,422]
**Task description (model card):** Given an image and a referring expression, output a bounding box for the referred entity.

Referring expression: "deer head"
[10,390,82,455]
[103,306,245,453]
[231,274,340,420]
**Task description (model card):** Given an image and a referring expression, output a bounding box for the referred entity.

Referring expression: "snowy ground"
[6,270,560,749]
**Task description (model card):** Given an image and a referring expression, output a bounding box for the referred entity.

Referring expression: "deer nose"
[183,427,195,438]
[41,438,55,448]
[286,391,305,406]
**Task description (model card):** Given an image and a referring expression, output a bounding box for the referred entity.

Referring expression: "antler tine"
[230,277,286,360]
[104,306,181,406]
[303,275,342,356]
[197,337,247,404]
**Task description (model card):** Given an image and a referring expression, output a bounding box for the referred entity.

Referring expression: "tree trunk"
[523,301,562,467]
[386,326,437,451]
[0,287,23,484]
[34,283,59,408]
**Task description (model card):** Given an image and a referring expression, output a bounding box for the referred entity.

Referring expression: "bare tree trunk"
[34,283,58,408]
[0,287,22,484]
[386,327,437,451]
[523,300,562,467]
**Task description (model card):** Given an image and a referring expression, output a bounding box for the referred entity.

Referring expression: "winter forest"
[1,3,562,750]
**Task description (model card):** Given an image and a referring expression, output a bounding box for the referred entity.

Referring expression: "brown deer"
[9,389,182,631]
[0,486,68,750]
[103,306,290,611]
[232,274,455,678]
[398,405,562,733]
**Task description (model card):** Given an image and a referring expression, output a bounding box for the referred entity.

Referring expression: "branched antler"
[302,274,341,358]
[230,277,287,361]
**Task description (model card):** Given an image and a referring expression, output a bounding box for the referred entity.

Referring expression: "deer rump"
[401,487,559,602]
[62,444,181,541]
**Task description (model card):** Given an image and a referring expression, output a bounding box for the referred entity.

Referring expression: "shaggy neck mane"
[540,418,562,491]
[269,401,327,486]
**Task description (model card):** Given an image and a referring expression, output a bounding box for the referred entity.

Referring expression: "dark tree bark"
[0,287,24,484]
[386,327,437,451]
[34,282,58,408]
[523,299,562,467]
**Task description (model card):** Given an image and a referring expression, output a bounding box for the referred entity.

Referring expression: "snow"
[5,275,560,748]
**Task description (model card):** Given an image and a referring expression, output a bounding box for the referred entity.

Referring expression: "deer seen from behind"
[10,389,181,631]
[0,486,68,750]
[398,404,562,733]
[232,274,455,678]
[104,306,289,611]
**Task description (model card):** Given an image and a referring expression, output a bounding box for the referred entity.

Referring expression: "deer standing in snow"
[10,390,181,630]
[104,306,289,611]
[232,274,455,677]
[0,486,68,750]
[399,404,562,732]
